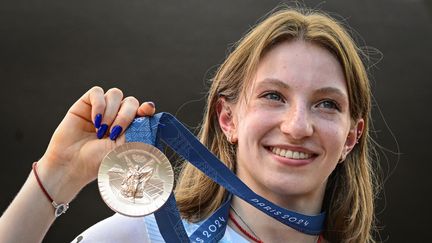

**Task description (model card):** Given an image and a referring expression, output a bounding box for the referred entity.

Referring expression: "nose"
[280,103,314,140]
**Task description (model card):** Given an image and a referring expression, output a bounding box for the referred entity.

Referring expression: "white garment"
[72,213,249,243]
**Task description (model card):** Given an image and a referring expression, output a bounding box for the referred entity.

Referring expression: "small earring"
[227,132,236,144]
[338,154,346,163]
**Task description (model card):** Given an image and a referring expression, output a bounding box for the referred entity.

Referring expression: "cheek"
[318,120,349,154]
[236,107,275,141]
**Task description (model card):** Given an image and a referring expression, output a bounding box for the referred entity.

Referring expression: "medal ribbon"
[125,113,325,242]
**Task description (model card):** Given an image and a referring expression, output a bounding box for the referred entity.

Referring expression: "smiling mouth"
[269,147,315,160]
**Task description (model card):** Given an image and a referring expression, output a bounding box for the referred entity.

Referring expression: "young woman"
[0,7,378,243]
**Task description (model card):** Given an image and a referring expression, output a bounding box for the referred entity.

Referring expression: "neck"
[230,196,323,243]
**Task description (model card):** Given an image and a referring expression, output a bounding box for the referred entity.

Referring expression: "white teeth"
[299,152,306,159]
[271,147,311,159]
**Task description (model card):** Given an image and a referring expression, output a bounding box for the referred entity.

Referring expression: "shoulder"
[71,213,248,243]
[71,213,150,243]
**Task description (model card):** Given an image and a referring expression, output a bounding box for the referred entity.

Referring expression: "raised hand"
[0,86,157,243]
[38,86,156,198]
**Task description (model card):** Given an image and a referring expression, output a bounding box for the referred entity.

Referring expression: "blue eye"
[316,100,340,111]
[263,92,283,102]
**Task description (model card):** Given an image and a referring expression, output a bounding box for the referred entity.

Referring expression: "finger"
[89,87,106,128]
[137,101,156,117]
[68,86,105,128]
[108,96,139,140]
[97,88,123,139]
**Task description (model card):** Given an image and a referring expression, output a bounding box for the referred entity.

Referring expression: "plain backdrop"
[1,0,431,242]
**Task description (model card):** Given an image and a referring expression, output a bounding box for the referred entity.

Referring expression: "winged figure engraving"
[108,154,155,199]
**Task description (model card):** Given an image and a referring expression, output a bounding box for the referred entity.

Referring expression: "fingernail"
[94,114,102,128]
[109,125,123,140]
[147,101,155,108]
[97,124,108,139]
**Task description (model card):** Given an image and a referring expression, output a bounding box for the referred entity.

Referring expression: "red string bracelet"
[32,162,69,217]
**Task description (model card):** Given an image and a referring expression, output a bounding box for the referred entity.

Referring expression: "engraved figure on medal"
[107,155,160,202]
[98,142,174,217]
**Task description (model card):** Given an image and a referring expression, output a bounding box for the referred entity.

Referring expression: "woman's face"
[227,40,360,210]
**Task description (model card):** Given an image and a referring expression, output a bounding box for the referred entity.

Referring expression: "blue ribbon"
[125,113,325,242]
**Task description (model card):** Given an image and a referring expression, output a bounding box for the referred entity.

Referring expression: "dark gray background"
[1,0,431,242]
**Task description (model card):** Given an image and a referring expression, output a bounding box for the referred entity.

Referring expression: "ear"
[216,97,237,143]
[340,118,364,162]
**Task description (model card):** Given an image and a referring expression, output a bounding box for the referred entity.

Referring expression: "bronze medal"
[98,142,174,217]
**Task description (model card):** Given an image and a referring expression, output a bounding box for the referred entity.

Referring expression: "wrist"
[32,162,70,217]
[34,157,83,205]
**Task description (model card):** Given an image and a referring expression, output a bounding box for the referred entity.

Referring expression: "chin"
[261,178,325,205]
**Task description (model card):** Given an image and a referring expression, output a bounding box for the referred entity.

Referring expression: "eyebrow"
[314,87,348,100]
[256,78,348,99]
[255,78,290,90]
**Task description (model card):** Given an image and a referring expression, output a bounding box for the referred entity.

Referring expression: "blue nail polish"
[94,114,102,128]
[97,124,108,139]
[109,125,123,140]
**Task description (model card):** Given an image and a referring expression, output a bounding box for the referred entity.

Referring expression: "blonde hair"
[175,7,377,243]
